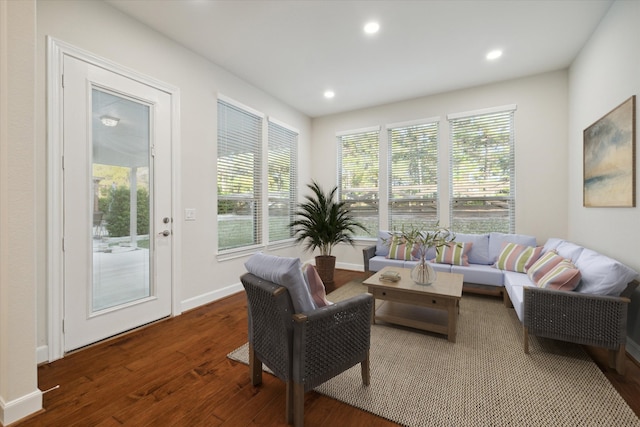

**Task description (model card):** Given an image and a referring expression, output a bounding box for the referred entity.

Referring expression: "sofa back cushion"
[376,231,392,257]
[542,237,565,254]
[488,232,537,263]
[245,253,316,313]
[454,233,491,265]
[574,248,639,296]
[555,241,585,263]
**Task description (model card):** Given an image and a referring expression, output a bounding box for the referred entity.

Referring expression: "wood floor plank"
[16,269,640,426]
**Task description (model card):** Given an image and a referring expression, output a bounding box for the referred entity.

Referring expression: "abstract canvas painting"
[584,96,636,207]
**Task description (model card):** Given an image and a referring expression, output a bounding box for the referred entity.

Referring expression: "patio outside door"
[62,55,173,352]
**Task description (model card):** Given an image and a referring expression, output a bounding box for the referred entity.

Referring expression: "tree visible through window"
[388,120,439,231]
[268,120,298,243]
[337,128,379,238]
[217,99,262,251]
[448,106,516,234]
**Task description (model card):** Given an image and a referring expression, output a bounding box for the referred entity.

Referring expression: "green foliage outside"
[103,186,150,237]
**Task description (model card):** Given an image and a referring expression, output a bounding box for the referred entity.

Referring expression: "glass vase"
[411,259,436,285]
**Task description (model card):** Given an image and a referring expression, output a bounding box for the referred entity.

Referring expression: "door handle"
[159,230,171,237]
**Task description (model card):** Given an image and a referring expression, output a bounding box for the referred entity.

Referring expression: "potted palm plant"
[290,181,367,285]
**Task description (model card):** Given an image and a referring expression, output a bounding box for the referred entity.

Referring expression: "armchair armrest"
[292,293,374,391]
[523,286,630,350]
[363,245,376,272]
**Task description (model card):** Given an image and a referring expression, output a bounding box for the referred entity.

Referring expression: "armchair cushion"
[245,253,316,313]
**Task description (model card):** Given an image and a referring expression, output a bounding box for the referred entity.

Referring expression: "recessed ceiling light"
[324,90,335,99]
[100,115,120,127]
[364,21,380,34]
[486,49,503,60]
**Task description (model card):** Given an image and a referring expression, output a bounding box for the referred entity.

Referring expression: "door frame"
[46,37,182,362]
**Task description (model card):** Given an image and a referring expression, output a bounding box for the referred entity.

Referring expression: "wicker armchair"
[523,280,639,375]
[240,272,373,427]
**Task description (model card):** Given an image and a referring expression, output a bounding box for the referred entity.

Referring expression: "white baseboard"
[36,345,49,365]
[627,337,640,364]
[0,389,42,426]
[180,282,244,312]
[335,261,364,272]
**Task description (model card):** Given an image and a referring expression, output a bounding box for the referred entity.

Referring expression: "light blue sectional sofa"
[363,232,639,373]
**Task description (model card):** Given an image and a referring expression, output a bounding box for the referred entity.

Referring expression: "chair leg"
[286,380,294,425]
[523,326,529,354]
[293,381,305,427]
[611,345,626,375]
[249,343,262,386]
[361,352,370,386]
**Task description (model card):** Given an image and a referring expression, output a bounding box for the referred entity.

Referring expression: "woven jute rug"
[228,281,639,426]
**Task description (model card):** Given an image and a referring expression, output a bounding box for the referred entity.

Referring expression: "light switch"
[185,208,196,221]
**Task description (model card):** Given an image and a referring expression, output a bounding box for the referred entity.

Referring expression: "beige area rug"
[228,281,639,426]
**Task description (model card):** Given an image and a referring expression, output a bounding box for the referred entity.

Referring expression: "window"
[268,119,298,243]
[448,105,516,234]
[337,127,379,238]
[387,119,439,231]
[217,98,263,251]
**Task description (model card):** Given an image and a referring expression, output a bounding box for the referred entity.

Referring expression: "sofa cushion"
[434,242,472,266]
[375,230,392,257]
[542,237,565,254]
[488,232,537,263]
[451,264,504,286]
[503,271,536,322]
[527,250,565,283]
[304,264,333,307]
[494,242,542,273]
[454,233,491,265]
[555,241,584,263]
[370,256,405,272]
[245,253,316,313]
[574,248,639,296]
[387,237,415,260]
[537,260,582,291]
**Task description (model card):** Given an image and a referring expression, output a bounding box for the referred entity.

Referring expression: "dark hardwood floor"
[15,270,640,426]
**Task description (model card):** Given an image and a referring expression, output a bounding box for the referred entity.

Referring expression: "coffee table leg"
[448,304,457,343]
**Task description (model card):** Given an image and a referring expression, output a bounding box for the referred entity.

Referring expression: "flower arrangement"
[386,224,456,284]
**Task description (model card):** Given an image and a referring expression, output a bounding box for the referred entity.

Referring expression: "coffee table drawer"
[369,287,452,308]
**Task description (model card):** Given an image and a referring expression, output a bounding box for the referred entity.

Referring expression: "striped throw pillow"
[434,242,472,266]
[527,250,565,283]
[537,260,582,291]
[494,242,542,273]
[386,238,414,260]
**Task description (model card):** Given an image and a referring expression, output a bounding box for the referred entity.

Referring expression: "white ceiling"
[106,0,613,118]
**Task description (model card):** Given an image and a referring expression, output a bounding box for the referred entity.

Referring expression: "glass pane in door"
[91,88,152,312]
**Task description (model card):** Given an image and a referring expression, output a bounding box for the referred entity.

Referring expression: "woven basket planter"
[315,255,336,285]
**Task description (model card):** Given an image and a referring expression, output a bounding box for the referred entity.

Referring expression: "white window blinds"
[268,120,298,243]
[337,128,379,238]
[448,106,516,234]
[217,99,263,251]
[388,120,439,231]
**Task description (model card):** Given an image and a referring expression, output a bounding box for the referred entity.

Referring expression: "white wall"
[0,0,42,424]
[568,0,640,357]
[311,71,570,267]
[36,1,311,355]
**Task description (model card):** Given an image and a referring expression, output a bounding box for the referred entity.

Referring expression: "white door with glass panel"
[63,55,172,352]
